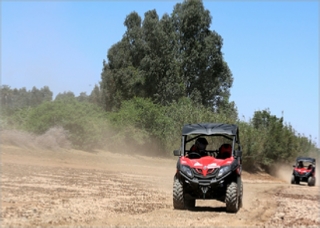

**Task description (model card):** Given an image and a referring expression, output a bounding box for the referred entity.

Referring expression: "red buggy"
[291,156,316,186]
[173,123,243,213]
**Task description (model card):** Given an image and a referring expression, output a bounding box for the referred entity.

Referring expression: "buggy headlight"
[181,165,194,178]
[217,165,231,178]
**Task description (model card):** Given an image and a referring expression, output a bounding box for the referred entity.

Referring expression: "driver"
[189,137,208,157]
[298,161,304,168]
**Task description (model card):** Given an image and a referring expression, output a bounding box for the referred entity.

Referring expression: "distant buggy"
[291,156,316,186]
[172,123,243,213]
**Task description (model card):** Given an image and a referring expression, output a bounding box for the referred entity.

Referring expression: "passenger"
[298,161,304,168]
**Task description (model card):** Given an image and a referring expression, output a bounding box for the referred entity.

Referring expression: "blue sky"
[1,1,319,146]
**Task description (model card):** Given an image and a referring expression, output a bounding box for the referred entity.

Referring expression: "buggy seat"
[217,144,232,159]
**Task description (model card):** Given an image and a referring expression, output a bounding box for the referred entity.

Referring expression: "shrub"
[19,98,110,150]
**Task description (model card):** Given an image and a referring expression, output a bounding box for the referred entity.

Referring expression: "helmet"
[195,137,208,150]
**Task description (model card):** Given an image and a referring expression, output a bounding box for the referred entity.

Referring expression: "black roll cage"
[181,134,240,157]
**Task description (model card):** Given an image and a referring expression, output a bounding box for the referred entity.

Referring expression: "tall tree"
[0,85,12,107]
[141,10,184,105]
[77,92,89,103]
[101,12,145,111]
[171,0,233,109]
[100,0,234,111]
[55,91,75,101]
[88,84,101,105]
[30,86,52,106]
[0,85,53,110]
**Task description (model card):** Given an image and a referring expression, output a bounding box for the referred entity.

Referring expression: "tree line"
[0,0,318,170]
[0,83,318,169]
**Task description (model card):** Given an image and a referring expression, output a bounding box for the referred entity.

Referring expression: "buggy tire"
[173,176,185,209]
[291,175,295,184]
[225,182,239,213]
[308,176,315,186]
[239,179,243,208]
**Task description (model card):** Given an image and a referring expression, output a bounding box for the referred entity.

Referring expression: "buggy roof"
[296,156,316,163]
[182,123,238,136]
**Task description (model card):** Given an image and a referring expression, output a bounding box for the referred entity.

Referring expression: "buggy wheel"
[308,177,315,186]
[225,182,239,213]
[291,175,295,184]
[173,176,185,209]
[239,179,243,208]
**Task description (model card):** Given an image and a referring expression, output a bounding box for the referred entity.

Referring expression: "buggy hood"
[181,156,233,168]
[180,156,234,177]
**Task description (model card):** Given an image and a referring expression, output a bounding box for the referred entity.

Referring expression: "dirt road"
[1,144,320,227]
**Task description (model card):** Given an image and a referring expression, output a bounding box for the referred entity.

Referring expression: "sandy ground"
[1,144,320,228]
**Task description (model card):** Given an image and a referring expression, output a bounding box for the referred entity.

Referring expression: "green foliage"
[14,97,109,150]
[0,85,53,114]
[141,10,184,105]
[4,107,34,130]
[107,97,172,153]
[55,91,76,101]
[1,91,318,164]
[100,0,234,111]
[88,84,102,106]
[238,109,318,169]
[106,97,238,155]
[172,1,233,109]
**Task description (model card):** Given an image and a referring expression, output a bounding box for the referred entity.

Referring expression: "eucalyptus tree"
[30,86,52,106]
[101,0,234,112]
[0,85,13,107]
[141,10,184,105]
[88,84,102,105]
[77,92,89,103]
[55,91,75,101]
[0,85,53,110]
[101,12,145,111]
[171,0,233,110]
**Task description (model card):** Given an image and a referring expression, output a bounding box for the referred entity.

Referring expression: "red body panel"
[180,156,234,177]
[294,167,314,176]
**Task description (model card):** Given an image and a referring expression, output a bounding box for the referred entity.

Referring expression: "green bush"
[15,97,110,150]
[107,97,172,154]
[237,109,319,170]
[107,97,238,155]
[1,95,318,165]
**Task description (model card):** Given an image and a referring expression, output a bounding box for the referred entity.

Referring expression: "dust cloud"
[0,127,71,150]
[268,163,293,183]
